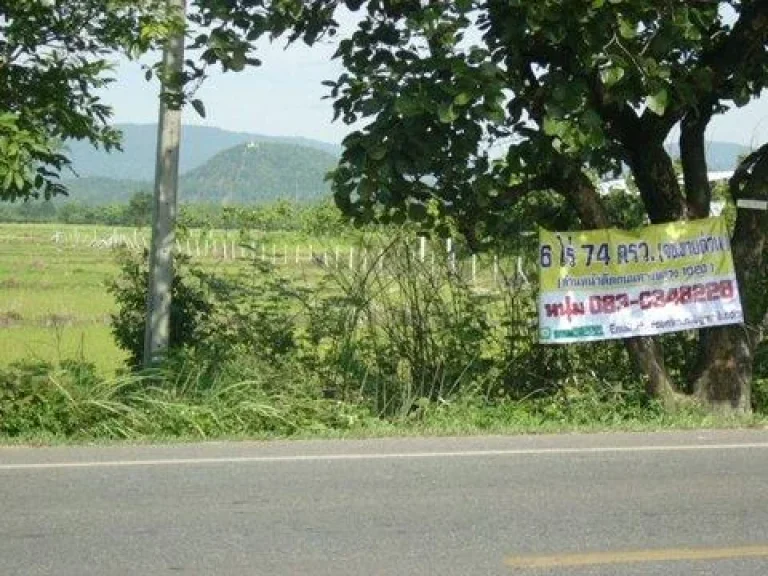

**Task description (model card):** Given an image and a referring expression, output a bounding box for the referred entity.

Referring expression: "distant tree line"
[0,192,351,236]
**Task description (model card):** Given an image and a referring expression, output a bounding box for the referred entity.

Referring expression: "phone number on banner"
[542,280,735,320]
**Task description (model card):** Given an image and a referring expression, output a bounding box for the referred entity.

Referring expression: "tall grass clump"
[301,236,496,416]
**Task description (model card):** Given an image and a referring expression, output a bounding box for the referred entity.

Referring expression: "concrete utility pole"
[143,0,186,367]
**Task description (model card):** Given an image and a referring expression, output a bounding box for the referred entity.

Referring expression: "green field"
[0,223,516,376]
[0,224,125,373]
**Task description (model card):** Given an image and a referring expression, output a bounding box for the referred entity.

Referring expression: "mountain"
[65,124,341,181]
[60,140,337,205]
[180,141,337,203]
[665,140,749,171]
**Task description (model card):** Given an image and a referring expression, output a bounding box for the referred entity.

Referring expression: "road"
[1,430,768,575]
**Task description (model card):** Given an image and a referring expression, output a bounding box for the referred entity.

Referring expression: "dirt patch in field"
[40,313,79,328]
[0,277,20,289]
[0,310,23,326]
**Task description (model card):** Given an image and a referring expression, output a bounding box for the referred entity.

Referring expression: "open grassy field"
[0,223,523,376]
[0,224,128,374]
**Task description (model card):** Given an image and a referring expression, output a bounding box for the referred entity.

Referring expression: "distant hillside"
[61,140,337,204]
[665,140,749,171]
[65,124,341,181]
[180,142,336,203]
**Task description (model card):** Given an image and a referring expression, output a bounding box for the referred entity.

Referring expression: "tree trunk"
[691,327,753,412]
[561,170,677,404]
[626,140,687,223]
[689,144,768,413]
[680,111,712,219]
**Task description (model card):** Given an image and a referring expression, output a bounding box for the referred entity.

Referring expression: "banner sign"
[538,217,743,344]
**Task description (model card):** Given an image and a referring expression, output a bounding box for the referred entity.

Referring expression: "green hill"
[61,140,338,205]
[56,177,150,204]
[65,123,340,181]
[180,142,336,203]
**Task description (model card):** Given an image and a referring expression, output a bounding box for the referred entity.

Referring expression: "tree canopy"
[294,0,768,410]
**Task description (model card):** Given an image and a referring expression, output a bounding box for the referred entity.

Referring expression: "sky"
[103,30,768,149]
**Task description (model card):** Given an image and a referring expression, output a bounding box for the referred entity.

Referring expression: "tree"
[125,191,153,226]
[0,1,175,202]
[281,0,768,411]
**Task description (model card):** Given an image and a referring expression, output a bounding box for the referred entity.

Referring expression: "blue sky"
[103,34,768,149]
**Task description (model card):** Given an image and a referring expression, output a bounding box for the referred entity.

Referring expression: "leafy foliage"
[0,0,171,201]
[107,249,214,368]
[107,247,302,369]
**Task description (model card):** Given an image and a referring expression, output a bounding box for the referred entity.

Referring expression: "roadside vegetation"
[1,198,766,441]
[1,1,767,442]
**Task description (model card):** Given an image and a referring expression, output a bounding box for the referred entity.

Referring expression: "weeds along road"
[2,430,768,576]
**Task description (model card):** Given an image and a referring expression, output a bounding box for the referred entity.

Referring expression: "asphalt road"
[2,430,768,575]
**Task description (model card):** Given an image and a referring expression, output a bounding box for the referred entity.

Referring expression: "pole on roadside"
[143,0,186,367]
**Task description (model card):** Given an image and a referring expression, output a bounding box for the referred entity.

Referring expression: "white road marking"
[0,441,767,471]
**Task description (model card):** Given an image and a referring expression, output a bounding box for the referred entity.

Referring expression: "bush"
[108,249,300,370]
[107,249,213,368]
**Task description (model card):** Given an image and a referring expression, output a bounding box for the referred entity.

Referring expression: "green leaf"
[600,66,625,87]
[438,104,458,124]
[646,89,668,116]
[619,18,635,40]
[543,116,567,137]
[230,51,247,72]
[453,92,472,106]
[368,145,387,161]
[13,171,24,190]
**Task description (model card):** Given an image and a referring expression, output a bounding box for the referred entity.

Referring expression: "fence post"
[493,255,499,286]
[349,246,355,270]
[419,236,426,262]
[471,254,477,284]
[284,245,288,264]
[446,238,455,272]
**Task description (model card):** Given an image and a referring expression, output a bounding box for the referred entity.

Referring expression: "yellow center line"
[504,545,768,569]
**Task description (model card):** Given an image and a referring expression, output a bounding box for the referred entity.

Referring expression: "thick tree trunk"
[689,144,768,413]
[691,327,753,412]
[561,170,677,404]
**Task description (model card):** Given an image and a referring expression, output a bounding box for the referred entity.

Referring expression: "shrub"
[108,249,302,371]
[107,249,213,368]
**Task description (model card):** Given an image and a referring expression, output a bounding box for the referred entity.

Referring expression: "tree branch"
[680,107,713,219]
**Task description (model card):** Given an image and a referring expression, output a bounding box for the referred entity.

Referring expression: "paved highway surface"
[1,430,768,575]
